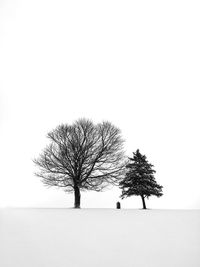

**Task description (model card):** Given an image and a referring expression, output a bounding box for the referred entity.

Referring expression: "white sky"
[0,0,200,209]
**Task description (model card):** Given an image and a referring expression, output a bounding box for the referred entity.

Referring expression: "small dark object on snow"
[116,201,121,209]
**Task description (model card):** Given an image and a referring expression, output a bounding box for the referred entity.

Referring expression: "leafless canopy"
[34,119,125,207]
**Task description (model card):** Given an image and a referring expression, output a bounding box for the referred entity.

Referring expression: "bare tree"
[34,119,125,208]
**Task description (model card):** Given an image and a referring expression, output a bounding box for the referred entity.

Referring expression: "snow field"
[0,209,200,267]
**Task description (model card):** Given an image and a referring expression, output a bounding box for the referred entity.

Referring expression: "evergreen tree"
[119,149,163,209]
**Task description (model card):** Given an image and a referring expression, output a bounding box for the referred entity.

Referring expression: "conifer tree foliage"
[34,119,125,208]
[119,149,163,209]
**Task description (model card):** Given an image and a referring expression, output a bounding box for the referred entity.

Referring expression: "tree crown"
[34,118,125,193]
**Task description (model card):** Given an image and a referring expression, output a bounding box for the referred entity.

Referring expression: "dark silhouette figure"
[119,149,163,209]
[34,118,125,208]
[116,201,121,209]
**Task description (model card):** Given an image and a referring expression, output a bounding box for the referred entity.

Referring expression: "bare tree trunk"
[74,186,81,208]
[141,195,146,209]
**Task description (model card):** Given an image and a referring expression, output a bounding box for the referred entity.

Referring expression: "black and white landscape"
[1,0,200,266]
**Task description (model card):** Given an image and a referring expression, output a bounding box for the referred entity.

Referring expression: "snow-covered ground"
[0,209,200,267]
